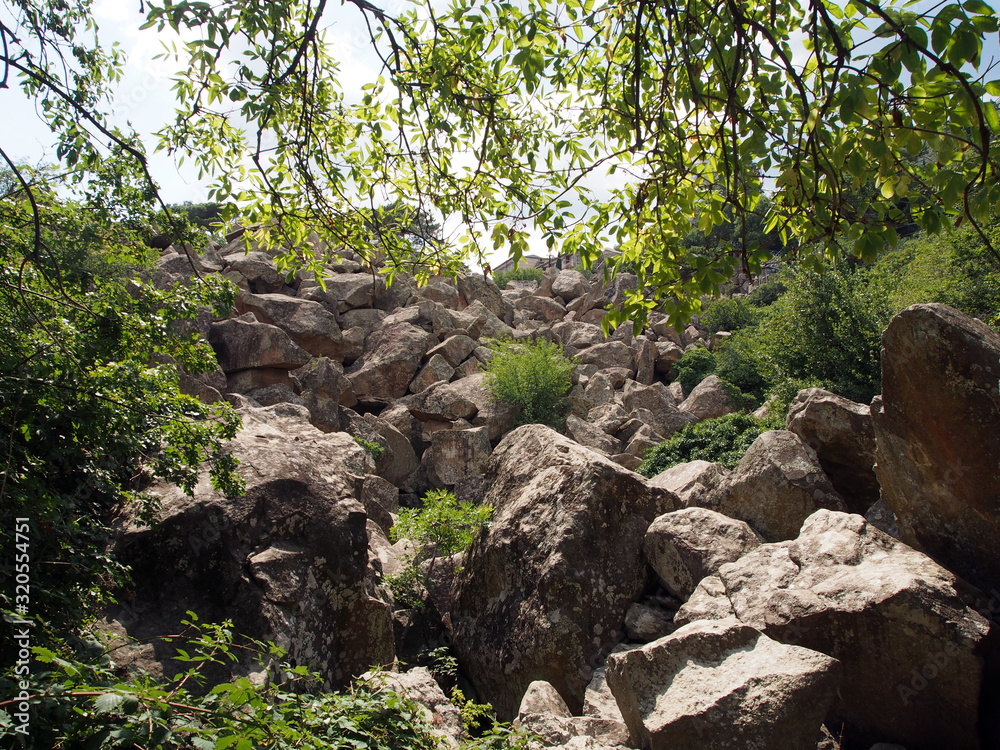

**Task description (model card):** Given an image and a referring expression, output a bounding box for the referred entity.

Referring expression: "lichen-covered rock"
[578,341,634,372]
[674,509,993,750]
[678,374,736,421]
[607,618,842,750]
[209,315,311,373]
[115,404,392,688]
[425,426,492,487]
[566,414,621,456]
[516,681,632,750]
[705,430,847,541]
[644,507,761,600]
[299,272,383,313]
[410,353,456,393]
[786,387,879,513]
[409,373,518,442]
[236,292,346,360]
[450,425,679,719]
[647,460,729,508]
[872,303,1000,594]
[346,323,437,405]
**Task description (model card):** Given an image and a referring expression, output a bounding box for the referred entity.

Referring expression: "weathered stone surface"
[365,414,420,486]
[654,341,684,373]
[295,357,357,407]
[362,475,399,537]
[451,425,679,719]
[644,507,761,599]
[517,294,569,323]
[678,374,736,421]
[410,353,456,394]
[624,601,677,642]
[115,404,391,688]
[425,426,492,487]
[518,680,573,720]
[566,414,621,456]
[452,299,510,340]
[414,279,460,309]
[299,272,383,313]
[371,667,464,747]
[578,341,634,371]
[227,254,284,293]
[648,460,729,508]
[563,322,607,349]
[409,373,519,442]
[346,323,436,405]
[209,315,311,373]
[456,273,508,321]
[551,270,591,302]
[872,303,1000,594]
[607,618,842,750]
[634,338,657,385]
[588,403,628,436]
[706,430,847,542]
[623,423,663,458]
[516,680,632,750]
[225,367,295,394]
[427,334,478,367]
[601,273,638,308]
[786,387,879,513]
[674,510,993,750]
[245,383,303,407]
[236,292,346,359]
[340,308,388,338]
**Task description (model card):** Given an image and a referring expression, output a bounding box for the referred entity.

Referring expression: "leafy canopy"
[5,0,999,327]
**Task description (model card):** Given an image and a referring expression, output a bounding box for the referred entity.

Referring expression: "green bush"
[388,489,494,608]
[483,337,575,428]
[638,413,768,476]
[672,347,717,394]
[354,435,386,463]
[747,278,787,306]
[700,296,759,335]
[493,266,544,290]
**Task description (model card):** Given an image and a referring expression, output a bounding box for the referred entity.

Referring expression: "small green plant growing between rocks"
[387,490,494,609]
[354,435,385,463]
[482,338,575,429]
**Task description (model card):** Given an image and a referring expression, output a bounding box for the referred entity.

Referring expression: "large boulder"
[786,387,879,513]
[644,507,761,600]
[551,270,591,302]
[578,342,634,372]
[678,374,736,421]
[450,425,678,718]
[647,460,729,508]
[346,323,437,405]
[424,426,492,487]
[674,509,994,750]
[409,373,519,442]
[208,315,311,373]
[236,292,346,360]
[872,303,1000,594]
[299,272,383,313]
[114,404,393,688]
[705,430,847,542]
[456,273,508,321]
[606,618,842,750]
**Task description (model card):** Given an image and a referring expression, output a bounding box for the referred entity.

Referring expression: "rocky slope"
[108,238,1000,750]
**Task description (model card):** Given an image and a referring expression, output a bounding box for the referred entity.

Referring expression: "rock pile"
[116,241,999,750]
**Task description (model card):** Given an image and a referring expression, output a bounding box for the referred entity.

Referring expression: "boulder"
[427,334,479,367]
[365,414,420,486]
[456,273,508,321]
[578,342,634,372]
[115,404,392,688]
[236,292,346,360]
[452,299,510,340]
[414,279,460,309]
[370,668,464,747]
[517,295,569,323]
[871,303,1000,594]
[551,270,591,302]
[678,374,736,421]
[346,323,437,405]
[634,338,657,385]
[299,272,383,313]
[623,601,677,642]
[227,254,284,293]
[295,357,357,407]
[209,315,312,373]
[606,618,842,750]
[705,430,847,541]
[409,373,519,442]
[516,681,632,750]
[786,387,879,513]
[425,426,492,487]
[674,510,993,750]
[410,353,456,394]
[654,341,685,373]
[563,322,607,349]
[566,414,621,456]
[450,425,679,719]
[647,460,729,508]
[644,507,761,600]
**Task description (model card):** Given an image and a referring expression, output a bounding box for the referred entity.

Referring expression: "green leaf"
[95,693,126,714]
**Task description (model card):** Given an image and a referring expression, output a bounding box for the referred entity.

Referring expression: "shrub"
[700,296,759,335]
[388,489,493,608]
[672,347,717,394]
[354,435,385,463]
[637,413,768,476]
[493,266,544,290]
[747,278,787,306]
[483,337,575,428]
